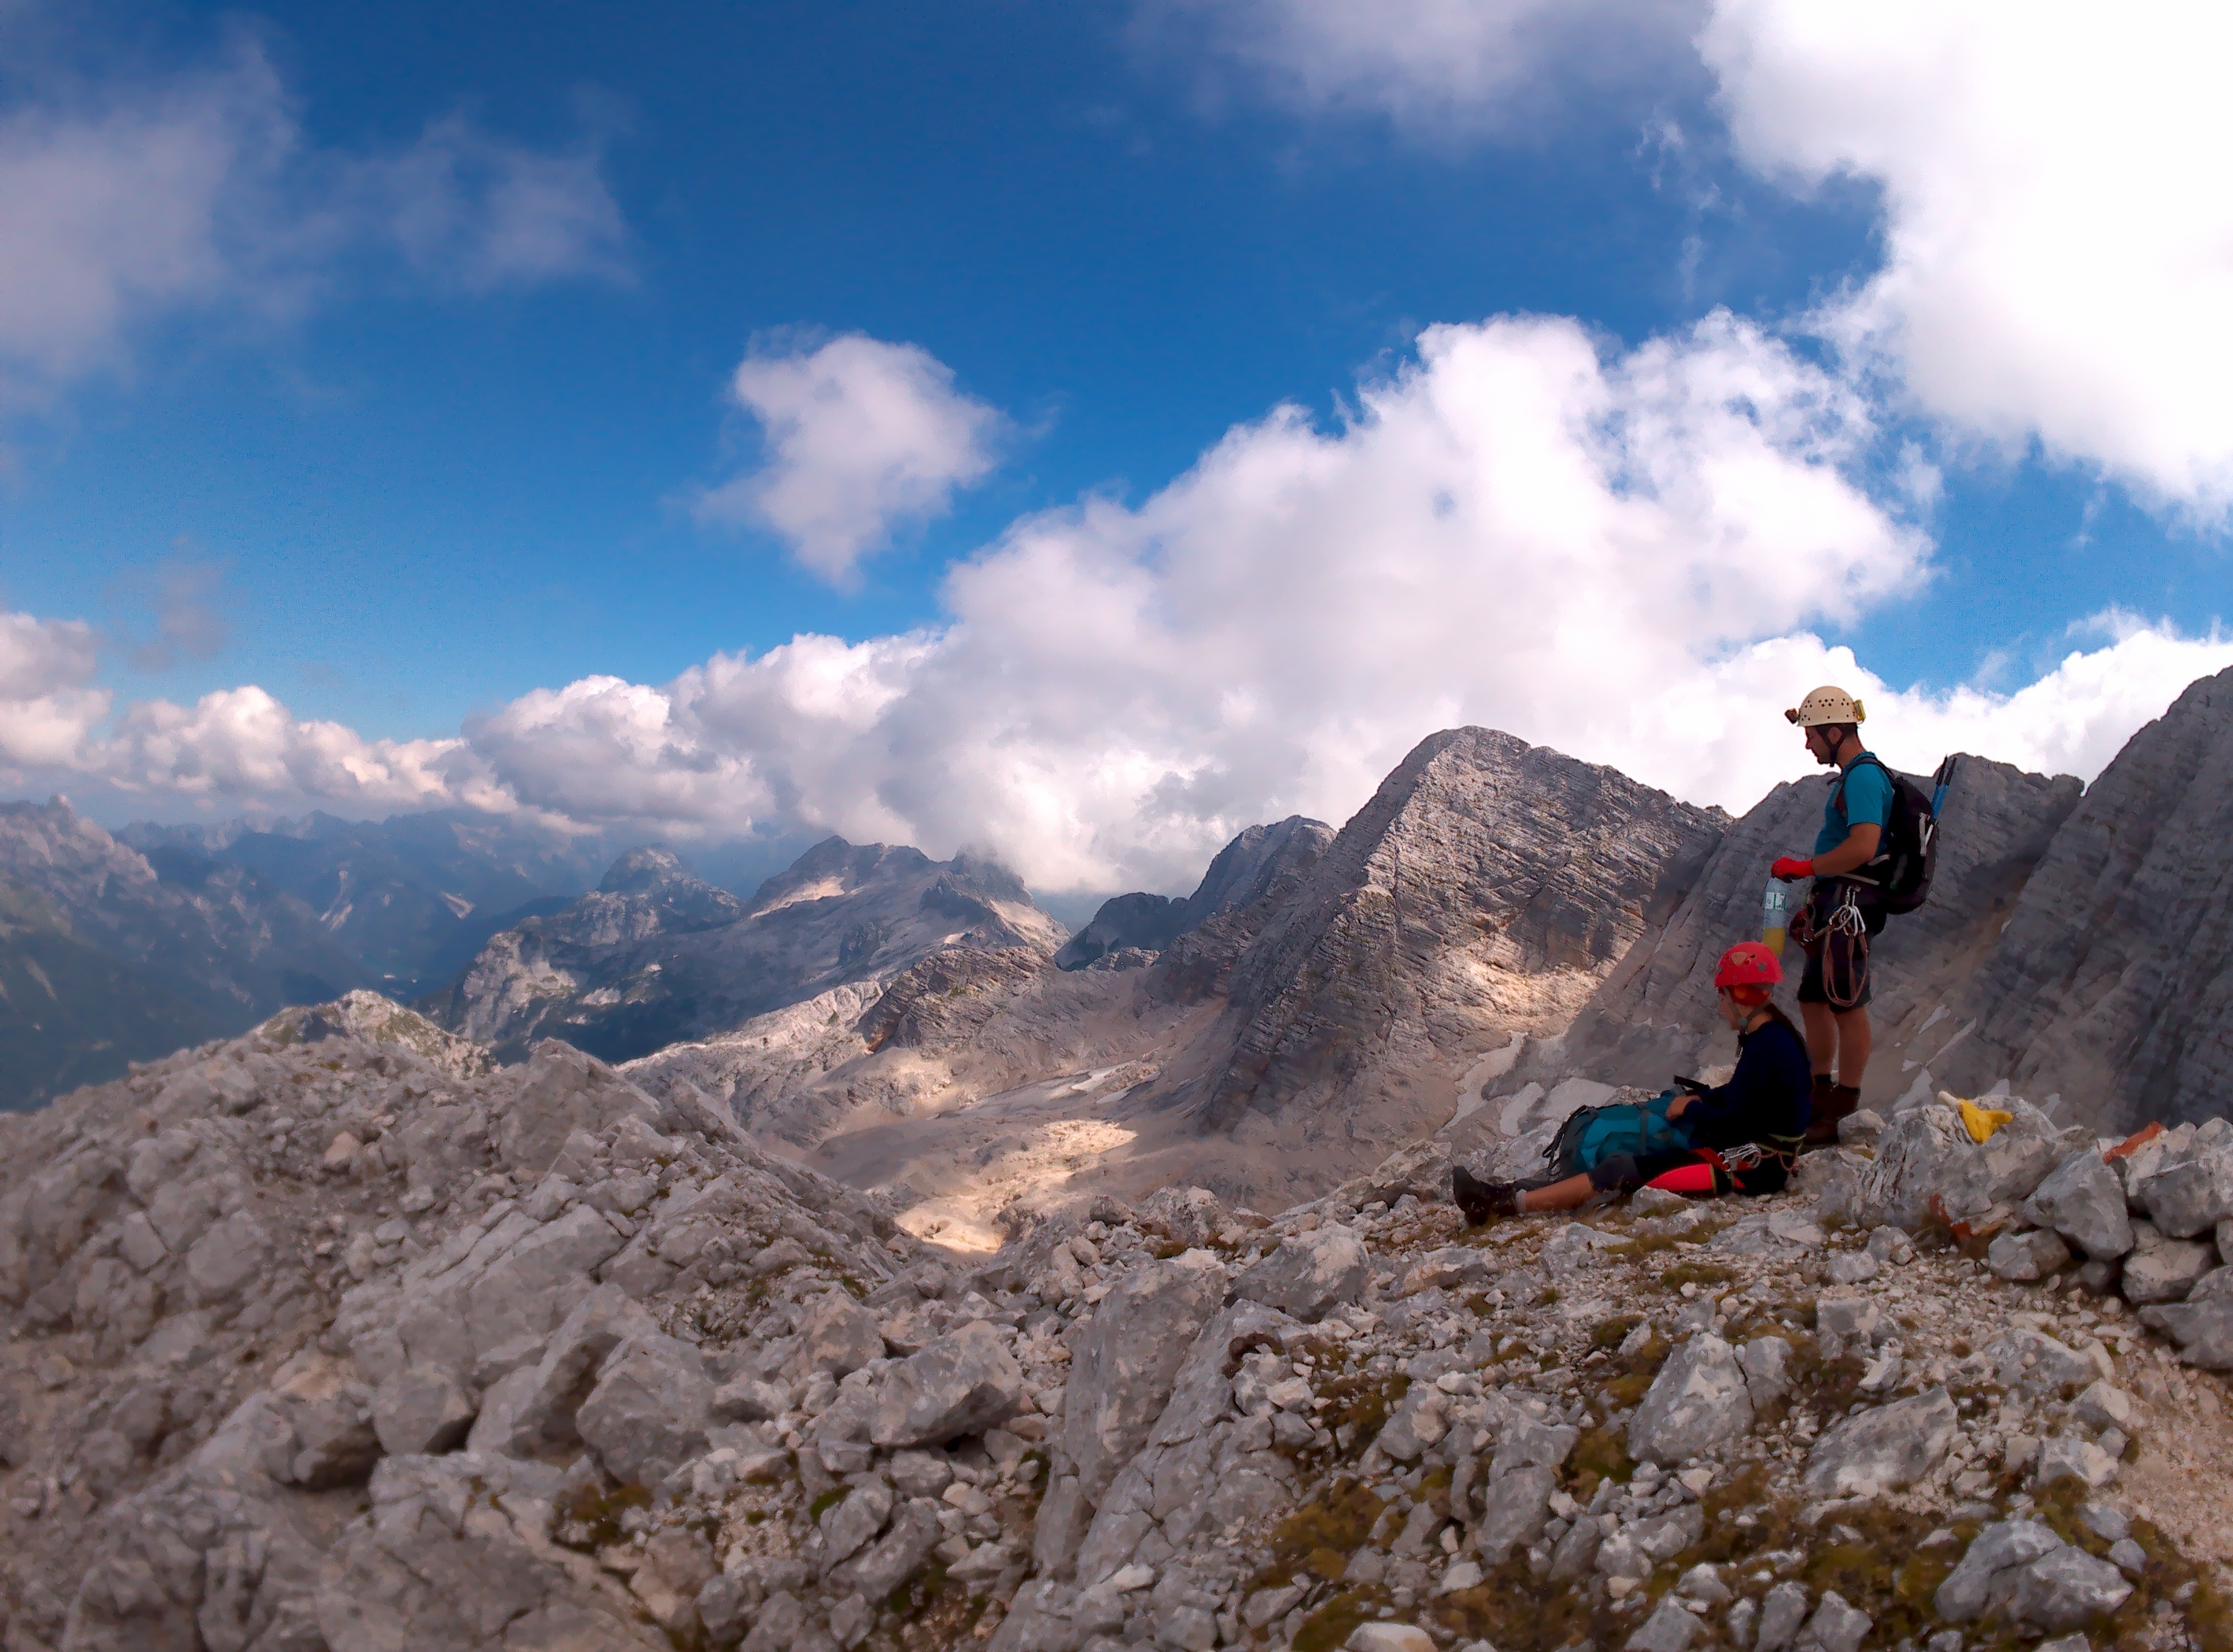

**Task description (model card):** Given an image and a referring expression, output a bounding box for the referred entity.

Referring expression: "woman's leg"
[1518,1173,1596,1212]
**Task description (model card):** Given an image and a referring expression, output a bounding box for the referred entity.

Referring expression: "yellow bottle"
[1761,878,1789,957]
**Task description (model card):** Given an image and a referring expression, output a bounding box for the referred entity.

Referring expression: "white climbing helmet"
[1784,685,1866,728]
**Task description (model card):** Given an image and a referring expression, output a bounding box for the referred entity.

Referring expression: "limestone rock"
[1989,1227,2073,1282]
[1803,1387,1957,1496]
[2004,1546,2135,1632]
[1794,1591,1871,1652]
[371,1365,475,1457]
[869,1320,1024,1448]
[1850,1096,2065,1231]
[2024,1150,2135,1260]
[1626,1593,1702,1652]
[1230,1225,1368,1323]
[576,1334,715,1486]
[1136,1188,1229,1249]
[1629,1334,1752,1465]
[2122,1231,2217,1304]
[1935,1521,2072,1621]
[796,1291,885,1378]
[2140,1292,2233,1367]
[2135,1144,2233,1239]
[1474,1465,1557,1563]
[1060,1252,1226,1500]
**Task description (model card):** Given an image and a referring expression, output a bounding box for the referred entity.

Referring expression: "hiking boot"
[1805,1082,1863,1148]
[1452,1165,1523,1225]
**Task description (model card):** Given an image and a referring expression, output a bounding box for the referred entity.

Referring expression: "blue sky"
[4,1,2232,894]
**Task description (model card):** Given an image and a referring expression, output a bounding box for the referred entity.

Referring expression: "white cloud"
[696,334,1006,583]
[1698,2,2233,515]
[1136,0,1705,133]
[0,610,106,769]
[11,314,2230,890]
[0,36,628,408]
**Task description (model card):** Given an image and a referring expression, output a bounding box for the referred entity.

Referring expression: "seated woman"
[1452,942,1811,1222]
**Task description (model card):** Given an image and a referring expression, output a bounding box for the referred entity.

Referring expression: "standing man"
[1772,686,1891,1145]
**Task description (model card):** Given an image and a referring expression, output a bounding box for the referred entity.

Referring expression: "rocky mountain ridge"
[1055,819,1336,973]
[424,837,1067,1068]
[3,991,2233,1652]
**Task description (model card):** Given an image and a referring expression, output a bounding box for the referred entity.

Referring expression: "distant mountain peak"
[598,845,697,895]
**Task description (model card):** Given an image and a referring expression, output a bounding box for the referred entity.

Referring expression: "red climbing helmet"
[1714,941,1784,989]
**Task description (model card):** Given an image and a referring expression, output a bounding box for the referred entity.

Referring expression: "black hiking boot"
[1452,1165,1523,1225]
[1805,1081,1862,1148]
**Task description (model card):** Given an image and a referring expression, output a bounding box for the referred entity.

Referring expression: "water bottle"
[1761,878,1789,956]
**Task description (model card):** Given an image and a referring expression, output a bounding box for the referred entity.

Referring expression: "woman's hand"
[1666,1093,1692,1121]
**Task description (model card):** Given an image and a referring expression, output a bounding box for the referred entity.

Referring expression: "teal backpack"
[1542,1089,1696,1180]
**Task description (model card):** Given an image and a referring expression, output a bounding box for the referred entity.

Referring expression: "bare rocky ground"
[6,990,2233,1652]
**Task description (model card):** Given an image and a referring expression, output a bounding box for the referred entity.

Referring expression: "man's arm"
[1808,821,1882,877]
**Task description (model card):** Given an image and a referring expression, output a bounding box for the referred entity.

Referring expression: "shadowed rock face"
[1054,818,1334,972]
[427,837,1064,1066]
[1186,728,1726,1154]
[1934,667,2233,1130]
[1523,752,2083,1109]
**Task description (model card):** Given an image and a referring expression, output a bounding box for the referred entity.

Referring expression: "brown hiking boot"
[1452,1165,1523,1225]
[1806,1082,1862,1148]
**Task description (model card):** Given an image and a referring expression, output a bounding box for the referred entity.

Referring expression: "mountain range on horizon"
[11,663,2233,1233]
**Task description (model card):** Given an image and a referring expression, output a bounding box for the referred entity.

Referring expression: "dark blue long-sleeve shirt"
[1682,1012,1812,1149]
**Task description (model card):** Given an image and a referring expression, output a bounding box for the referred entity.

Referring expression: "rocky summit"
[4,991,2233,1652]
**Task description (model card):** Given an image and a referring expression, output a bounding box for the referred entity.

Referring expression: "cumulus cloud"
[0,609,107,770]
[0,35,628,408]
[11,314,2231,889]
[1700,3,2233,515]
[1136,0,1705,133]
[696,334,1006,582]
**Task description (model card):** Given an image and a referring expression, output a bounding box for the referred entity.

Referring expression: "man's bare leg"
[1833,1007,1871,1089]
[1801,1002,1839,1079]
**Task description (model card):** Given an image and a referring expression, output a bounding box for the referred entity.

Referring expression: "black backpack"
[1834,754,1953,915]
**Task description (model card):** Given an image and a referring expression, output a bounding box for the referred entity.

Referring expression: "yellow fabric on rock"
[1959,1099,2014,1143]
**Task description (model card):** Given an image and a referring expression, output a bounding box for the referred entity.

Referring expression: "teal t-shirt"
[1816,755,1895,856]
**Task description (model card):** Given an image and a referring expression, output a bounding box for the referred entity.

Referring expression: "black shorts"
[1587,1148,1700,1193]
[1796,944,1870,1008]
[1795,884,1885,1008]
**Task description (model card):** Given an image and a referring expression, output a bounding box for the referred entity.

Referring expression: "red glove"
[1771,856,1815,881]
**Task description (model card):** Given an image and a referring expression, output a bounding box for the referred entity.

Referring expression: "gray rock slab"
[2005,1546,2134,1632]
[795,1292,885,1379]
[2025,1151,2135,1260]
[2136,1146,2233,1240]
[869,1320,1024,1448]
[1473,1464,1556,1563]
[1629,1333,1752,1465]
[1851,1098,2064,1231]
[1935,1521,2067,1621]
[2139,1294,2233,1367]
[1755,1581,1809,1652]
[1059,1252,1225,1500]
[577,1334,714,1487]
[1625,1594,1702,1652]
[2122,1236,2216,1303]
[1231,1226,1368,1323]
[1795,1591,1870,1652]
[1989,1227,2072,1282]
